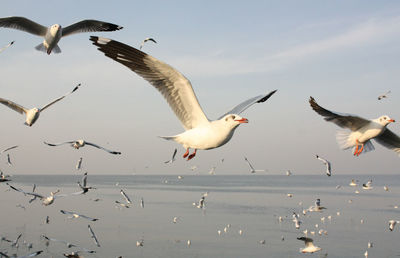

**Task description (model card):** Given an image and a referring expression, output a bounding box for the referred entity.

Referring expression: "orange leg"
[357,143,364,156]
[353,141,359,156]
[183,148,189,158]
[187,149,197,161]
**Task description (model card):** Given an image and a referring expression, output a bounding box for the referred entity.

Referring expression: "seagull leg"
[353,140,360,156]
[187,149,197,161]
[183,148,190,158]
[357,143,364,156]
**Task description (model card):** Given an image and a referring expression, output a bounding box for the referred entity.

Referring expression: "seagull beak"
[235,118,249,124]
[388,119,395,123]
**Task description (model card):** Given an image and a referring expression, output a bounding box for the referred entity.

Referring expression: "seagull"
[17,250,43,258]
[87,225,100,247]
[384,185,389,191]
[244,156,265,173]
[75,172,95,194]
[164,148,177,164]
[362,180,373,190]
[389,220,399,231]
[6,154,12,166]
[8,183,66,206]
[139,37,157,50]
[75,158,83,170]
[297,237,321,253]
[140,197,144,208]
[0,145,18,155]
[293,212,302,229]
[378,90,391,100]
[115,200,130,208]
[120,189,132,204]
[0,170,11,182]
[349,179,358,186]
[309,97,399,156]
[45,216,50,224]
[11,234,22,248]
[208,166,216,175]
[0,17,122,54]
[90,36,277,160]
[286,170,292,176]
[0,40,14,53]
[44,139,121,155]
[315,155,331,176]
[60,210,99,221]
[42,235,76,248]
[0,83,82,126]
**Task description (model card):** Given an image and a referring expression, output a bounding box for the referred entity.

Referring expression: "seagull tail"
[53,44,62,54]
[335,130,355,150]
[158,135,178,141]
[35,43,46,53]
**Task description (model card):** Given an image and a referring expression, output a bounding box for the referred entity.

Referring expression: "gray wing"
[79,214,98,221]
[90,36,209,130]
[43,141,74,147]
[17,250,43,258]
[244,157,256,172]
[1,145,18,154]
[87,225,100,247]
[0,98,28,114]
[85,142,121,155]
[82,172,88,187]
[375,129,400,154]
[120,189,132,204]
[62,20,122,37]
[0,17,47,36]
[218,90,277,119]
[40,83,81,111]
[309,97,370,131]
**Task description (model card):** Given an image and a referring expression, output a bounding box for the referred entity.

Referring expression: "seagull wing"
[145,38,157,44]
[79,214,98,221]
[62,20,122,37]
[82,173,88,187]
[0,98,28,115]
[120,189,132,204]
[218,90,277,119]
[40,83,81,111]
[244,157,256,172]
[1,145,18,154]
[309,97,370,131]
[17,250,43,258]
[84,141,121,155]
[43,141,74,147]
[60,209,73,216]
[87,225,100,247]
[0,17,47,36]
[297,237,314,246]
[164,148,177,163]
[375,129,400,154]
[90,36,209,130]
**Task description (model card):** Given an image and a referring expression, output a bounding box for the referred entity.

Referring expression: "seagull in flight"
[44,139,121,155]
[7,183,65,206]
[120,189,132,204]
[315,155,331,176]
[297,237,321,253]
[164,148,177,164]
[309,96,399,156]
[0,170,11,182]
[139,37,157,50]
[378,90,391,100]
[0,17,122,54]
[75,172,95,194]
[90,36,277,160]
[0,83,81,127]
[42,235,76,248]
[0,40,14,53]
[362,180,373,190]
[60,210,98,221]
[75,157,83,170]
[18,250,43,258]
[87,225,100,247]
[6,154,12,166]
[389,220,400,231]
[244,156,265,173]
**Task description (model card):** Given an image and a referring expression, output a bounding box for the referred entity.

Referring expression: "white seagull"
[389,220,400,231]
[0,170,11,182]
[76,157,83,170]
[0,17,122,54]
[90,36,277,160]
[139,37,157,50]
[75,172,95,194]
[164,148,177,164]
[293,212,302,229]
[0,83,81,127]
[7,183,65,206]
[378,90,391,100]
[308,199,327,212]
[362,180,373,190]
[244,156,265,173]
[87,225,100,247]
[60,210,98,221]
[297,237,321,253]
[309,97,399,156]
[44,139,121,155]
[0,40,14,53]
[349,179,358,186]
[315,155,331,176]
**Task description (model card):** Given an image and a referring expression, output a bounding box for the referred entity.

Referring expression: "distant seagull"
[364,250,368,258]
[0,83,82,126]
[140,197,144,208]
[293,212,301,229]
[286,170,292,176]
[315,155,331,176]
[164,148,177,164]
[45,216,50,224]
[378,90,391,100]
[208,166,216,175]
[0,17,122,54]
[309,96,399,156]
[18,250,43,258]
[0,145,18,155]
[90,36,277,160]
[42,235,76,248]
[75,172,95,194]
[139,37,157,50]
[362,180,373,190]
[389,220,400,231]
[75,158,83,170]
[173,216,179,224]
[120,189,132,204]
[7,183,65,206]
[349,179,358,187]
[0,170,10,182]
[44,139,121,155]
[0,40,14,53]
[6,154,12,166]
[297,237,321,253]
[11,234,22,248]
[87,225,100,247]
[244,156,265,173]
[60,210,98,221]
[384,185,389,191]
[136,239,144,247]
[115,200,130,208]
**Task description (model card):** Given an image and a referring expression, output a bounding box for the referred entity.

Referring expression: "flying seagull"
[87,225,100,247]
[42,235,76,248]
[139,37,157,50]
[164,148,177,164]
[309,97,399,156]
[0,17,122,54]
[362,180,373,190]
[6,154,12,166]
[7,183,65,206]
[18,250,43,258]
[389,220,400,231]
[244,156,265,173]
[75,157,83,170]
[60,210,98,221]
[74,172,95,194]
[297,237,321,253]
[90,36,277,160]
[120,189,132,204]
[0,40,14,53]
[378,90,391,100]
[0,83,82,127]
[28,184,37,203]
[315,155,331,176]
[44,139,121,155]
[0,170,11,182]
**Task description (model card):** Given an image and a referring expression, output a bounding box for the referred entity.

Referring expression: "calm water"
[1,174,400,257]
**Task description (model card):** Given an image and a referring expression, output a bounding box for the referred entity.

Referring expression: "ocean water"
[1,174,400,257]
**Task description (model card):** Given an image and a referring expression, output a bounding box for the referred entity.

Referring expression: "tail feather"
[336,130,354,150]
[159,136,177,141]
[35,43,46,52]
[53,44,61,54]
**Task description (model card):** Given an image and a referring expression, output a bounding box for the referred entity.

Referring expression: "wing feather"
[0,98,27,114]
[375,129,400,154]
[40,83,81,111]
[62,20,122,37]
[0,17,47,36]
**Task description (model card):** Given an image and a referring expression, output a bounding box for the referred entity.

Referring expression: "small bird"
[362,180,373,190]
[140,197,144,208]
[115,200,130,208]
[60,210,99,221]
[164,148,177,164]
[42,235,76,248]
[120,189,132,204]
[286,170,292,176]
[315,155,331,176]
[389,220,399,231]
[309,96,399,156]
[87,225,100,247]
[6,154,12,166]
[75,158,83,170]
[293,212,301,229]
[0,40,14,53]
[378,90,391,100]
[308,199,327,212]
[139,37,157,50]
[136,239,144,247]
[7,183,65,206]
[0,169,10,182]
[0,17,122,54]
[349,179,358,186]
[384,185,389,191]
[11,234,22,247]
[45,216,50,224]
[44,139,121,155]
[364,250,368,257]
[28,184,37,203]
[244,156,265,173]
[18,250,43,258]
[0,83,82,126]
[297,237,321,253]
[75,172,95,194]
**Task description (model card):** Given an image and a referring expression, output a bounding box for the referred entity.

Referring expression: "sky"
[1,0,400,175]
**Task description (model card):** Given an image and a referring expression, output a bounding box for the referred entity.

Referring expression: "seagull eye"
[384,117,387,120]
[232,115,236,120]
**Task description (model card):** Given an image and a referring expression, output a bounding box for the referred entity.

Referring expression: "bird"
[244,156,265,173]
[75,158,83,170]
[0,145,18,155]
[286,170,292,176]
[115,200,130,208]
[349,179,358,186]
[75,172,95,194]
[315,155,331,176]
[140,197,144,208]
[309,96,399,156]
[308,199,327,212]
[136,239,144,247]
[44,139,121,155]
[28,184,37,203]
[362,180,373,190]
[389,220,399,231]
[0,170,11,182]
[60,210,99,221]
[0,40,14,53]
[378,90,391,100]
[384,185,389,191]
[90,36,277,160]
[297,237,321,253]
[164,148,177,164]
[17,250,43,258]
[7,183,65,206]
[87,225,100,247]
[11,234,22,248]
[139,37,157,50]
[293,212,301,229]
[42,235,76,248]
[120,189,132,204]
[6,154,12,166]
[0,83,82,126]
[0,17,122,54]
[45,216,50,224]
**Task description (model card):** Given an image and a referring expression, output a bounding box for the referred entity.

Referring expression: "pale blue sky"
[1,0,400,175]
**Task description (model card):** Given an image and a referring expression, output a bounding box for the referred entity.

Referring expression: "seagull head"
[377,115,395,126]
[222,114,248,128]
[50,24,61,35]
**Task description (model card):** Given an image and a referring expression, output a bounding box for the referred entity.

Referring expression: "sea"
[1,174,400,258]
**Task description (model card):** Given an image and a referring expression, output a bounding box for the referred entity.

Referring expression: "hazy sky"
[1,1,400,175]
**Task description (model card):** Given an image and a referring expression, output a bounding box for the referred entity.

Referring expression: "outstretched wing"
[0,17,47,36]
[375,129,400,154]
[85,141,121,155]
[1,145,18,154]
[244,157,256,172]
[0,98,27,114]
[43,141,74,147]
[87,225,100,247]
[309,97,370,131]
[62,20,122,37]
[90,36,209,130]
[40,83,81,111]
[218,90,277,119]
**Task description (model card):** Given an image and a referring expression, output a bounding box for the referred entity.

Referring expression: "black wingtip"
[257,89,277,103]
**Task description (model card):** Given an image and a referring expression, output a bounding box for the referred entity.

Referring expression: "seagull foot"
[187,150,197,161]
[183,149,189,158]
